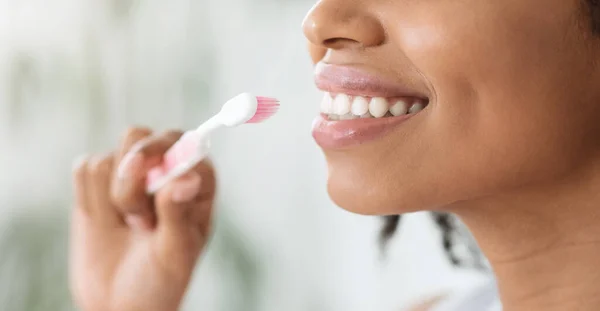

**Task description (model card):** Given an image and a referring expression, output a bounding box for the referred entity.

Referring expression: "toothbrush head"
[247,96,280,123]
[218,92,280,126]
[147,93,280,193]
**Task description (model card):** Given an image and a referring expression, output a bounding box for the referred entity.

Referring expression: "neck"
[452,163,600,311]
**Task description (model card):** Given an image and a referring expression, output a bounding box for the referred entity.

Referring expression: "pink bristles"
[146,95,280,193]
[247,96,280,123]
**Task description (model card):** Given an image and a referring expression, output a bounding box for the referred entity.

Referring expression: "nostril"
[323,37,362,49]
[323,38,340,46]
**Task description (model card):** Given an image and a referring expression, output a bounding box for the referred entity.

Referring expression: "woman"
[69,0,600,310]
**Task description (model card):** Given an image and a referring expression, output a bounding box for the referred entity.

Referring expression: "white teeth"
[369,97,388,118]
[351,96,369,116]
[333,94,351,115]
[320,94,333,114]
[322,92,427,120]
[390,100,409,116]
[409,101,425,114]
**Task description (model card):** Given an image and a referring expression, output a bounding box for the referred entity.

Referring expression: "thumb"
[155,171,203,227]
[153,170,214,278]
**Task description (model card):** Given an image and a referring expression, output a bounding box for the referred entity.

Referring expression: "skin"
[70,0,600,310]
[70,128,215,311]
[304,0,600,310]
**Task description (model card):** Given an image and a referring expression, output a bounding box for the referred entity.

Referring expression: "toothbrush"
[146,92,279,194]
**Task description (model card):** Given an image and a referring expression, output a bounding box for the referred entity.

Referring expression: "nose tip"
[307,41,327,64]
[302,0,385,51]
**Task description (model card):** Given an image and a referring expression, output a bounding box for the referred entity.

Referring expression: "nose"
[303,0,385,53]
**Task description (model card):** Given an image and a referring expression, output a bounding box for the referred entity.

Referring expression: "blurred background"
[0,0,490,310]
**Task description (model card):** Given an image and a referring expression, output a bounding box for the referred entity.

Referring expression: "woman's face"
[303,0,600,215]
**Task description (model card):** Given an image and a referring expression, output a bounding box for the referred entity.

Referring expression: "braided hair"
[379,214,486,269]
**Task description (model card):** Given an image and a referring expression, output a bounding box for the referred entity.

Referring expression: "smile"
[312,63,430,149]
[320,93,426,120]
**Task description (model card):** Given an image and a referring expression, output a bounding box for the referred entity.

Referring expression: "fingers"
[155,159,216,235]
[189,159,217,235]
[163,160,216,235]
[117,130,184,178]
[72,153,123,227]
[74,126,207,235]
[111,129,183,229]
[154,171,203,229]
[72,155,92,214]
[88,153,122,225]
[116,127,153,164]
[152,160,216,276]
[110,127,153,228]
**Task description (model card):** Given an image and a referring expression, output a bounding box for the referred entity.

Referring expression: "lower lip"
[311,114,416,149]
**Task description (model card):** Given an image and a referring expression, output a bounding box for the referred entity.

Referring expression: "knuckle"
[72,155,91,179]
[89,153,115,176]
[196,158,215,176]
[116,195,149,214]
[122,126,152,141]
[195,159,217,194]
[129,136,154,155]
[161,129,184,139]
[109,185,121,206]
[110,179,147,210]
[110,184,130,208]
[133,130,182,156]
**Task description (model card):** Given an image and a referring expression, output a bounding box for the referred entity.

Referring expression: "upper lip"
[314,62,428,99]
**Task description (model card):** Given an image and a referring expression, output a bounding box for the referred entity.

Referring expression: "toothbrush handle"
[146,114,223,194]
[194,115,223,136]
[146,131,211,194]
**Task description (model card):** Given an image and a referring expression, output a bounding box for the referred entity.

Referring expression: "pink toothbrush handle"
[146,132,203,192]
[146,167,166,190]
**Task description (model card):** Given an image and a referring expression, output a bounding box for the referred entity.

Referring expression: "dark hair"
[588,0,600,33]
[380,214,480,268]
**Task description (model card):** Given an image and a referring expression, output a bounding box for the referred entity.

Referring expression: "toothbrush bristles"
[247,96,280,123]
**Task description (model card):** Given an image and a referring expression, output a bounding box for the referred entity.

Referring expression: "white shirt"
[432,279,502,311]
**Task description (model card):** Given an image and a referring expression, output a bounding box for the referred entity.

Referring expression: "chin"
[324,157,437,216]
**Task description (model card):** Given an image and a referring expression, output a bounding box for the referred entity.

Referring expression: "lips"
[312,63,429,149]
[314,63,428,99]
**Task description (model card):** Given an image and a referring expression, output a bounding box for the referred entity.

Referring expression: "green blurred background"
[0,1,488,310]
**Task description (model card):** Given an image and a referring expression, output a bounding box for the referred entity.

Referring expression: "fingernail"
[125,215,151,231]
[171,172,202,203]
[117,152,143,179]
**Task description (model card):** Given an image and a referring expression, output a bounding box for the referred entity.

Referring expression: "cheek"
[426,8,598,191]
[325,1,600,214]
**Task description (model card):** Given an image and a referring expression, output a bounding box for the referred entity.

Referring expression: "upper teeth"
[320,93,426,119]
[333,94,351,115]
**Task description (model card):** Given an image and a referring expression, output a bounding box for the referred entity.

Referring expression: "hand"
[69,127,216,311]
